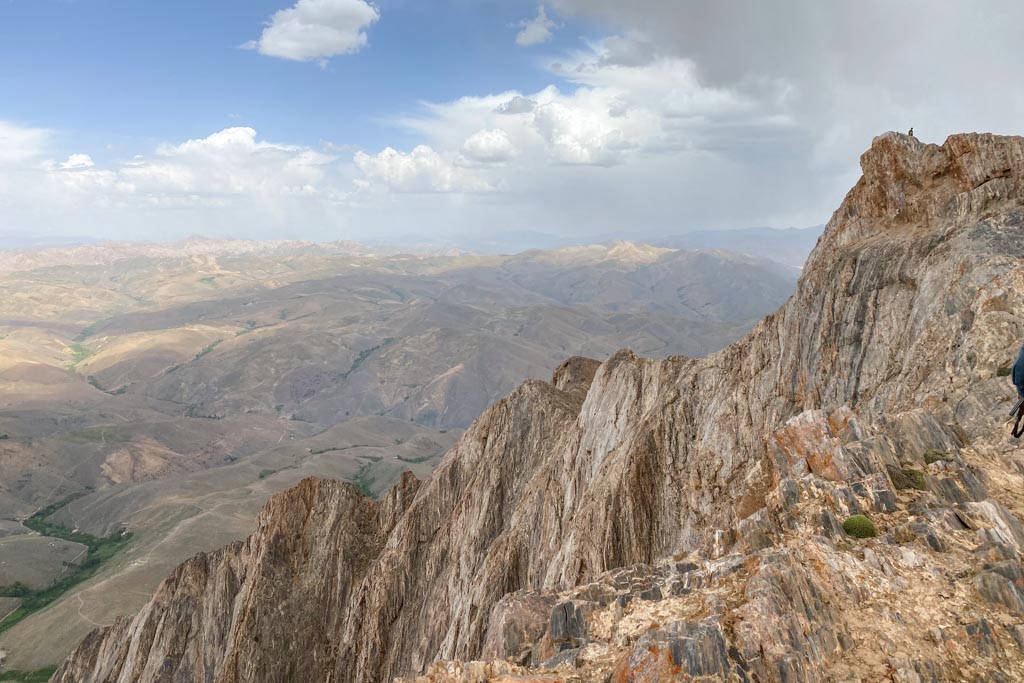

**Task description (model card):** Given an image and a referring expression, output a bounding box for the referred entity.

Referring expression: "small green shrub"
[998,367,1013,377]
[193,340,222,361]
[257,469,276,479]
[923,450,948,465]
[887,465,927,491]
[842,515,877,539]
[902,469,927,491]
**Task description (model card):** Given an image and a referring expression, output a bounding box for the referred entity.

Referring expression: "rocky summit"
[53,132,1024,682]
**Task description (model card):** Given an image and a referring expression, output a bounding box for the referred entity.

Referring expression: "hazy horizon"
[0,225,825,267]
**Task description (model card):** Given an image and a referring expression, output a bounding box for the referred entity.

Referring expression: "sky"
[1,0,1022,245]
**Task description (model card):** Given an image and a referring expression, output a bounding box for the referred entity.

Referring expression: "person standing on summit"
[1010,344,1024,437]
[1014,344,1024,398]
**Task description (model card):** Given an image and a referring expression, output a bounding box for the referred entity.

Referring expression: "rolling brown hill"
[0,238,794,670]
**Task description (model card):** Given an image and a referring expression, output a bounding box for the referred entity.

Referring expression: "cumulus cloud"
[353,145,492,192]
[516,6,557,47]
[59,154,95,170]
[247,0,379,62]
[101,127,339,199]
[0,123,358,239]
[460,129,516,163]
[496,96,537,115]
[401,41,780,168]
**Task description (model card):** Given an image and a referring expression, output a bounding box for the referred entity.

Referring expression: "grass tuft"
[842,514,877,539]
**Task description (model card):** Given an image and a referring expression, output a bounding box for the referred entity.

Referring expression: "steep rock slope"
[53,132,1024,682]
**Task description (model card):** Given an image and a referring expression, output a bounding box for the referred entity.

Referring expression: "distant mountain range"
[1,225,825,271]
[365,226,823,267]
[0,234,101,250]
[652,226,823,268]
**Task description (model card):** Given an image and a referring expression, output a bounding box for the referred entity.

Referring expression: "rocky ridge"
[52,132,1024,682]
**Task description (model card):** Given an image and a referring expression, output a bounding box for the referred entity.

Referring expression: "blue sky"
[1,1,1022,245]
[0,0,592,159]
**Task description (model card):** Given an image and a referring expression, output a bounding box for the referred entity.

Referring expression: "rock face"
[53,132,1024,682]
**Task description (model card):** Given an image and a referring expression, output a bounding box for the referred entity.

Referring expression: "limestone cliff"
[53,132,1024,682]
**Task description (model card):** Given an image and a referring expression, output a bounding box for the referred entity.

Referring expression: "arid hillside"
[0,238,794,671]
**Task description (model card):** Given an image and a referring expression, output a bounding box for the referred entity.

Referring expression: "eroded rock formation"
[54,132,1024,682]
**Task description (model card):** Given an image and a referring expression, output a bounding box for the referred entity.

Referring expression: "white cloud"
[516,6,557,47]
[460,129,516,163]
[105,127,339,199]
[247,0,379,62]
[0,124,360,239]
[60,154,95,170]
[400,39,780,168]
[496,96,537,115]
[0,121,51,164]
[353,145,492,193]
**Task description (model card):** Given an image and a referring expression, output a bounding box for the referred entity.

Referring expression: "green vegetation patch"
[185,404,221,420]
[258,469,276,479]
[842,514,877,539]
[67,343,95,368]
[396,454,433,464]
[923,449,948,465]
[0,667,59,683]
[997,366,1013,377]
[887,466,927,491]
[0,497,132,633]
[341,338,395,380]
[235,320,262,337]
[86,375,128,395]
[349,461,377,498]
[193,339,223,361]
